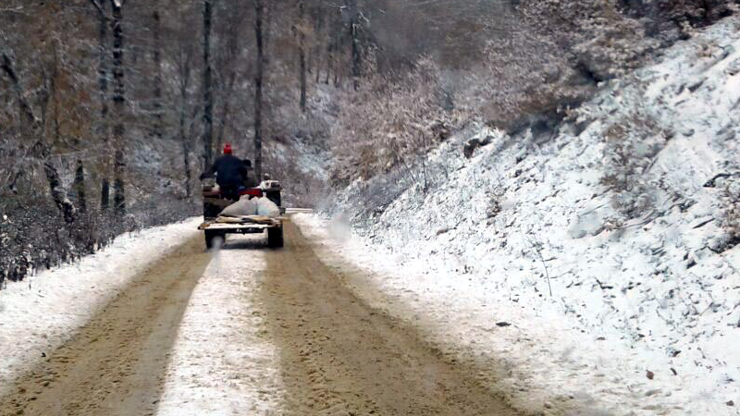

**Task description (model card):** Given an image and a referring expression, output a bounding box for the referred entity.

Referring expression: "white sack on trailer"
[220,196,259,217]
[255,197,280,217]
[219,196,280,218]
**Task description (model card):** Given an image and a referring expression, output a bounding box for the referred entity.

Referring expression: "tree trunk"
[183,145,192,199]
[101,180,110,210]
[202,0,214,171]
[343,0,361,90]
[43,158,77,223]
[215,107,225,155]
[0,52,36,128]
[254,0,265,180]
[215,71,236,154]
[74,160,87,213]
[179,106,192,199]
[176,20,194,200]
[313,7,324,84]
[152,7,163,139]
[326,40,332,85]
[0,51,77,223]
[95,0,110,211]
[110,0,126,216]
[315,45,321,84]
[350,16,361,91]
[50,50,62,146]
[298,0,307,112]
[216,96,230,154]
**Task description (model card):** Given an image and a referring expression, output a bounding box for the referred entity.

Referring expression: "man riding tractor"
[200,143,256,200]
[198,143,285,249]
[200,143,259,219]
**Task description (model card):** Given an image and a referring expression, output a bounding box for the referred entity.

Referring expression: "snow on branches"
[330,58,460,187]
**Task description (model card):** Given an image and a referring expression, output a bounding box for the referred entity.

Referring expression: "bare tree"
[110,0,126,216]
[0,49,77,223]
[74,160,87,213]
[213,5,244,154]
[201,0,214,172]
[253,0,265,180]
[152,4,164,140]
[88,0,111,210]
[345,0,361,91]
[298,0,307,111]
[175,24,196,199]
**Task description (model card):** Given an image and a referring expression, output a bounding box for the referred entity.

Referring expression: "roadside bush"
[636,0,740,37]
[328,0,654,189]
[0,185,198,288]
[330,58,462,187]
[600,104,669,220]
[325,0,739,193]
[520,0,654,82]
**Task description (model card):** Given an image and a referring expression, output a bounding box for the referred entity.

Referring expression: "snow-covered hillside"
[327,17,740,415]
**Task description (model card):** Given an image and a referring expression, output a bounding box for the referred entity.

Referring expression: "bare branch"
[87,0,106,17]
[0,6,29,16]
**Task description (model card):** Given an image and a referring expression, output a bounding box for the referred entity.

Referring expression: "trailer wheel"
[267,227,284,248]
[205,230,224,250]
[266,190,281,207]
[203,201,221,220]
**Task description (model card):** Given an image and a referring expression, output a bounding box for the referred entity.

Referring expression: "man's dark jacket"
[202,155,248,187]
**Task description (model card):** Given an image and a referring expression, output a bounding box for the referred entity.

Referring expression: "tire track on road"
[0,235,210,416]
[260,220,523,415]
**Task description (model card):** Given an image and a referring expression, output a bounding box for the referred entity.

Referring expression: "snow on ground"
[270,137,330,182]
[156,235,284,416]
[0,218,201,396]
[319,16,740,416]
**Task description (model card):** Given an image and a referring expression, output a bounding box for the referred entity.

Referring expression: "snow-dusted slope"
[328,17,740,415]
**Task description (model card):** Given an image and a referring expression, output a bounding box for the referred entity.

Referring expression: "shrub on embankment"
[0,196,197,289]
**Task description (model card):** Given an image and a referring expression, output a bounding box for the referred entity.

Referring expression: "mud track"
[260,221,521,415]
[0,235,210,416]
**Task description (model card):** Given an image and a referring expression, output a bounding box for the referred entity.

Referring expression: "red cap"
[223,143,232,155]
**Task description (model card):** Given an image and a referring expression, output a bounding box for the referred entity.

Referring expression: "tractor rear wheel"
[205,230,225,250]
[267,227,284,248]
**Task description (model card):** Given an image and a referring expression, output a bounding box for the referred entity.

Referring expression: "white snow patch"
[156,235,284,415]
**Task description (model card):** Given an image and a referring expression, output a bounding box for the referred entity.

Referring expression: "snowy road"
[0,234,211,416]
[0,218,523,416]
[259,221,520,415]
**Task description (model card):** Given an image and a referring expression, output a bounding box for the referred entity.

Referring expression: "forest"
[1,0,737,282]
